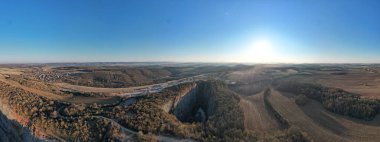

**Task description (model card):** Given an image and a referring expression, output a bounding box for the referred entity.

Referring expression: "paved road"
[56,74,207,97]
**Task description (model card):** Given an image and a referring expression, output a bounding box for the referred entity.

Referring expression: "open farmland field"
[239,91,281,133]
[300,97,380,141]
[0,68,23,75]
[315,73,380,98]
[269,89,380,142]
[268,89,350,142]
[273,66,380,99]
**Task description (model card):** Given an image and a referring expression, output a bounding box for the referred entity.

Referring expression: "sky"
[0,0,380,63]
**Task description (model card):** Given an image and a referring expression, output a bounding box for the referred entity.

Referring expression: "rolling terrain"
[0,63,380,141]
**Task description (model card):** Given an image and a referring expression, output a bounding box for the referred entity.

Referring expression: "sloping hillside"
[0,111,40,142]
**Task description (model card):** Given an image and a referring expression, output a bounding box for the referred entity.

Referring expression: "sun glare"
[253,39,273,55]
[239,38,277,63]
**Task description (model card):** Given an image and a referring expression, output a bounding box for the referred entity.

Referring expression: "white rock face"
[168,82,217,123]
[173,86,199,121]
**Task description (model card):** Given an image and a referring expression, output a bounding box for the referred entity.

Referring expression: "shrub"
[295,94,309,106]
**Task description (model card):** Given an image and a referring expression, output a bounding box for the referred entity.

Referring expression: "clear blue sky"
[1,0,380,63]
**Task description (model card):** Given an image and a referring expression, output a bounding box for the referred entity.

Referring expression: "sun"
[232,38,279,63]
[242,39,276,63]
[253,39,273,55]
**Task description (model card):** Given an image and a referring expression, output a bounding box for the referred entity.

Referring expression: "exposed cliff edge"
[171,83,200,122]
[167,81,233,123]
[161,82,209,123]
[166,81,254,141]
[161,82,197,113]
[0,109,40,142]
[0,84,44,142]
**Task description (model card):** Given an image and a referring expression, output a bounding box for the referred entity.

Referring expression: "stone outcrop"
[172,83,198,121]
[0,99,41,142]
[166,81,251,141]
[161,83,198,113]
[163,82,215,123]
[0,110,40,142]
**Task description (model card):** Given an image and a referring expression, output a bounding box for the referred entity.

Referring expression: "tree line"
[278,82,380,120]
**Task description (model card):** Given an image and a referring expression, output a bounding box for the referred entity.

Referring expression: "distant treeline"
[59,65,239,88]
[278,83,380,120]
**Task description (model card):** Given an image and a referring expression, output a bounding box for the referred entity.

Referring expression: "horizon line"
[0,61,380,65]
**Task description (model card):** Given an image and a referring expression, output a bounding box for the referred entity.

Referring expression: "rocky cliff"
[161,82,210,123]
[167,81,251,141]
[0,95,41,142]
[172,83,198,121]
[165,81,219,123]
[0,110,40,142]
[161,83,198,113]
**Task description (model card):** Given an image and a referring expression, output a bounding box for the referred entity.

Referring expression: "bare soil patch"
[239,91,280,133]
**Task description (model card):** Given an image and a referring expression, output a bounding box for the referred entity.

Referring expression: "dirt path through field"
[240,91,280,133]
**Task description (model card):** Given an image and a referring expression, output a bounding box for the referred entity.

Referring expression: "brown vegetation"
[61,67,172,88]
[278,83,380,120]
[0,81,131,141]
[239,91,280,133]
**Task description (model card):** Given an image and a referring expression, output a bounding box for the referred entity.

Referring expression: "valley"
[0,63,380,141]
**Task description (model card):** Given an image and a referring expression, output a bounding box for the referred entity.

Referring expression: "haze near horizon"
[1,0,380,63]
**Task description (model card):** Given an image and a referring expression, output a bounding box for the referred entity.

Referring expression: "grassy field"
[268,89,349,142]
[0,74,66,100]
[300,96,380,142]
[239,91,280,133]
[0,73,121,105]
[275,72,380,99]
[0,68,23,75]
[315,73,380,98]
[269,88,380,142]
